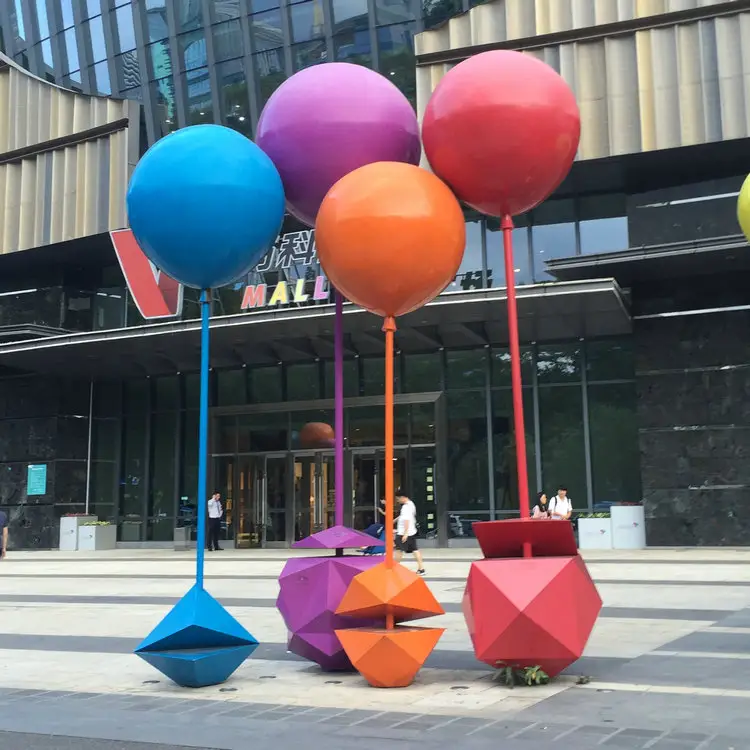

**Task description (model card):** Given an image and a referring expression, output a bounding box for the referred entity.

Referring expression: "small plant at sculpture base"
[493,662,550,688]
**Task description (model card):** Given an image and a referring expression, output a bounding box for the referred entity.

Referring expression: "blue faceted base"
[135,584,258,688]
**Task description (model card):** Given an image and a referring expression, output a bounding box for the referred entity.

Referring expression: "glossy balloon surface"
[256,63,421,228]
[127,125,285,289]
[315,162,465,319]
[737,174,750,242]
[422,51,580,218]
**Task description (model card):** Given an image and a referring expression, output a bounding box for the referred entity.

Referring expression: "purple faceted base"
[292,524,378,550]
[277,555,382,671]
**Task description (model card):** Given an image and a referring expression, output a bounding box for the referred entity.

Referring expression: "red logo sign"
[110,229,183,319]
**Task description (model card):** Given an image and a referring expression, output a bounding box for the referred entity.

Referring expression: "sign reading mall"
[239,229,329,310]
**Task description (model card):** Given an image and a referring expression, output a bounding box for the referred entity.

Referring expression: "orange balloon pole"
[384,315,396,630]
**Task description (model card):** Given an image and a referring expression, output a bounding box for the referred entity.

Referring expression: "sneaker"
[417,569,426,576]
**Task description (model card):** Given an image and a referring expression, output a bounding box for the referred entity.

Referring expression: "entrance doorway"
[213,454,287,548]
[293,453,335,541]
[351,450,406,531]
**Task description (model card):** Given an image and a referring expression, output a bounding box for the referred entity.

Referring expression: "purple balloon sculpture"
[256,62,421,227]
[261,62,421,672]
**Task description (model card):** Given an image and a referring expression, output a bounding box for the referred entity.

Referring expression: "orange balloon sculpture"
[299,422,334,448]
[316,162,464,688]
[315,162,465,318]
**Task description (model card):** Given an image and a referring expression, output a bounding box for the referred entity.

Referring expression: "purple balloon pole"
[335,290,345,543]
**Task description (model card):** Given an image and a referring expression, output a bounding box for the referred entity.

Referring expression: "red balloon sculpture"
[423,50,601,678]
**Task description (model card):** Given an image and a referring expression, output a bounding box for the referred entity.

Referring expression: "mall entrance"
[210,394,442,548]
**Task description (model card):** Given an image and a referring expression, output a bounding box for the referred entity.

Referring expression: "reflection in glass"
[213,19,243,62]
[362,357,387,396]
[252,9,283,51]
[579,194,628,255]
[146,1,169,43]
[147,39,172,79]
[334,30,371,66]
[290,0,325,42]
[586,338,634,381]
[588,383,641,505]
[250,365,282,402]
[154,376,179,411]
[377,23,415,107]
[178,29,207,71]
[41,39,53,66]
[323,359,359,398]
[93,60,111,94]
[115,4,137,52]
[250,0,281,11]
[374,0,419,25]
[217,369,247,406]
[402,352,441,392]
[149,412,178,527]
[184,66,213,125]
[349,404,408,446]
[537,344,581,384]
[218,59,251,137]
[447,392,489,513]
[174,0,203,33]
[63,27,78,72]
[491,346,533,387]
[61,0,74,28]
[286,363,321,401]
[85,0,100,19]
[446,349,486,390]
[423,0,461,28]
[151,76,177,137]
[35,0,49,38]
[238,412,288,451]
[292,40,327,70]
[492,388,536,514]
[449,216,483,292]
[539,386,587,508]
[332,0,369,31]
[531,199,577,281]
[255,49,286,106]
[486,215,532,287]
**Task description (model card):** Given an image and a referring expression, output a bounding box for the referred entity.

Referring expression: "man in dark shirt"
[0,510,7,558]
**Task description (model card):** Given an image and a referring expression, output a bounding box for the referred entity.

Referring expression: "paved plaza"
[0,548,749,749]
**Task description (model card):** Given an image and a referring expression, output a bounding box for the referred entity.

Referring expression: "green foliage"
[493,663,549,688]
[82,521,112,526]
[577,512,610,519]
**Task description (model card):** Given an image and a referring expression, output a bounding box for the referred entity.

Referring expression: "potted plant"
[59,513,98,551]
[577,512,612,550]
[77,521,117,551]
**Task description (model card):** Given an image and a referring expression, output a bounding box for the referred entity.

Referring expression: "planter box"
[59,515,97,551]
[78,525,117,551]
[611,505,646,550]
[578,517,613,549]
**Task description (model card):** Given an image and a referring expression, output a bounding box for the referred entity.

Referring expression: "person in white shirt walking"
[549,486,573,521]
[394,491,425,575]
[207,491,224,551]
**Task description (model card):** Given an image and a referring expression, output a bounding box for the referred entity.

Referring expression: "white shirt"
[549,495,572,519]
[207,498,223,519]
[396,500,417,537]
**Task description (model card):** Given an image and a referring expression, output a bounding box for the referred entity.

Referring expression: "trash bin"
[173,526,194,551]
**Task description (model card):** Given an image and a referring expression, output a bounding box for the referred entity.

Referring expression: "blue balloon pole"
[196,289,210,589]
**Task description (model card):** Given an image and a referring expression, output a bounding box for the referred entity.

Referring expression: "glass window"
[323,359,359,398]
[94,381,122,418]
[174,0,203,32]
[213,18,243,62]
[588,383,640,506]
[423,0,461,28]
[217,59,251,137]
[286,363,320,401]
[402,352,441,392]
[375,0,418,25]
[115,4,136,52]
[411,403,435,443]
[217,369,247,406]
[291,409,337,448]
[531,199,577,282]
[151,77,178,137]
[251,9,283,51]
[539,386,587,508]
[178,29,207,71]
[86,15,107,62]
[362,357,389,396]
[449,214,484,293]
[146,0,169,42]
[537,344,581,384]
[579,194,628,255]
[238,412,287,451]
[492,388,536,515]
[446,349,486,390]
[250,0,280,11]
[84,0,101,19]
[348,405,408,446]
[35,0,49,38]
[377,23,415,107]
[250,365,282,402]
[334,30,371,65]
[447,391,489,513]
[292,40,327,71]
[61,0,74,28]
[114,49,140,91]
[255,49,286,106]
[180,409,198,514]
[147,39,172,79]
[92,417,119,460]
[90,462,115,521]
[154,376,179,410]
[486,215,532,287]
[586,338,634,381]
[332,0,368,32]
[184,67,213,125]
[149,412,177,524]
[184,373,200,408]
[63,27,79,72]
[214,415,237,453]
[92,60,111,94]
[490,346,533,387]
[290,0,324,42]
[41,39,53,66]
[120,410,146,524]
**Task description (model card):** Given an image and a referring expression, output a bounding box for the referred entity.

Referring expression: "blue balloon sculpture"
[129,125,284,688]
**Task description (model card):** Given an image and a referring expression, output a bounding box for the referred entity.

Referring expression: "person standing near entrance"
[207,491,223,551]
[394,492,425,575]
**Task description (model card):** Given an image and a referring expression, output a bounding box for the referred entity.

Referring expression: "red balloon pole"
[502,215,530,532]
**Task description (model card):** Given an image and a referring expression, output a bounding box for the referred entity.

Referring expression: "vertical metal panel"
[131,0,157,145]
[200,0,222,127]
[580,342,594,510]
[164,0,188,128]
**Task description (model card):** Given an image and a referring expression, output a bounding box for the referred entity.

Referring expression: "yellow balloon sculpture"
[737,174,750,241]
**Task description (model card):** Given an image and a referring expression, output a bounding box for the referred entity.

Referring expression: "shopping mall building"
[0,0,747,549]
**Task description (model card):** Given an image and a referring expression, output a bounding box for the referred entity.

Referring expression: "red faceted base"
[463,520,602,678]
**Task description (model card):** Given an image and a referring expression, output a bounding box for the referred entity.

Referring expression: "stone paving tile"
[649,734,711,750]
[663,631,750,654]
[601,728,663,747]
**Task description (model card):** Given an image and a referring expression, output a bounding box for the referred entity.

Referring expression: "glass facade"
[92,337,640,545]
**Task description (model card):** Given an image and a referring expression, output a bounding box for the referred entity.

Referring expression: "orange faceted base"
[336,561,445,621]
[335,626,444,688]
[335,562,445,688]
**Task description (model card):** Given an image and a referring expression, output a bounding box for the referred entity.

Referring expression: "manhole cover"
[142,680,160,685]
[450,686,469,690]
[219,688,237,692]
[260,675,276,680]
